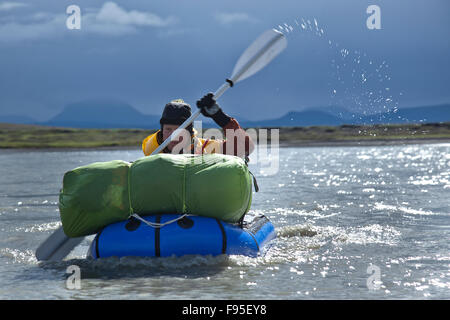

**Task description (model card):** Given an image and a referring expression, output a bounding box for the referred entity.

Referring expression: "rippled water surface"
[0,144,449,299]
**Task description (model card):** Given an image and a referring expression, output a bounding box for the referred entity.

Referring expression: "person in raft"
[142,93,255,157]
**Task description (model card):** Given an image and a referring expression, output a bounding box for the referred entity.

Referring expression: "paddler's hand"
[196,93,231,127]
[196,93,220,117]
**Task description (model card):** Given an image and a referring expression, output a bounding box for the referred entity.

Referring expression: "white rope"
[130,213,191,229]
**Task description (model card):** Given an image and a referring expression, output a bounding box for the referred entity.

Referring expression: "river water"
[0,143,449,299]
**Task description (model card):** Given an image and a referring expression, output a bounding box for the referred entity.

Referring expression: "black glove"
[196,93,231,127]
[196,93,220,117]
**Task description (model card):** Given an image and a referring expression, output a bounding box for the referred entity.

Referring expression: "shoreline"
[1,122,449,152]
[278,137,450,148]
[1,137,449,153]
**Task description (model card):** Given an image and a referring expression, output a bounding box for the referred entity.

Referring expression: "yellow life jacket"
[142,130,222,156]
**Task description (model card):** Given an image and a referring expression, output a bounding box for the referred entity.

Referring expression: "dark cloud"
[0,0,449,121]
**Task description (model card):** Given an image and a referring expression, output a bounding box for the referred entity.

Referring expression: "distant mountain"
[2,101,449,129]
[43,100,160,129]
[42,99,229,129]
[240,110,343,128]
[356,104,450,125]
[240,104,450,128]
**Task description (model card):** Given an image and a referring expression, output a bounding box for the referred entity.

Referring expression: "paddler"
[142,93,255,157]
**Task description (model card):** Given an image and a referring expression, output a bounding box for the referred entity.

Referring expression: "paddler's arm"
[221,117,255,157]
[196,93,255,157]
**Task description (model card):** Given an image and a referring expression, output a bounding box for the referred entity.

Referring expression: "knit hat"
[160,99,192,125]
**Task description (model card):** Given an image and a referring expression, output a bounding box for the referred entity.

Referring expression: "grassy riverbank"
[0,122,449,149]
[0,123,156,148]
[275,122,450,146]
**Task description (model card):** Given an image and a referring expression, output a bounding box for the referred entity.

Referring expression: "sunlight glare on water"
[1,144,448,299]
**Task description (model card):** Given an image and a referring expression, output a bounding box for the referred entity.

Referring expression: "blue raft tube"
[88,214,276,259]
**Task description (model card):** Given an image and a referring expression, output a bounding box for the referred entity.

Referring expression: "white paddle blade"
[231,29,287,84]
[35,226,83,261]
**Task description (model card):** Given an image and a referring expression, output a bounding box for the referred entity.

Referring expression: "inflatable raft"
[88,214,275,259]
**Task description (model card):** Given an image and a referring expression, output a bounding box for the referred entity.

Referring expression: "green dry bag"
[59,160,131,237]
[129,154,253,222]
[59,154,253,237]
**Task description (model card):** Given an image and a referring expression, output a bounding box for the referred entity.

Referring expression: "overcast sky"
[0,0,449,121]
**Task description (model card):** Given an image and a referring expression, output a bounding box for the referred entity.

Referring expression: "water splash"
[16,221,61,233]
[277,224,318,238]
[373,202,436,216]
[275,17,407,124]
[0,248,37,264]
